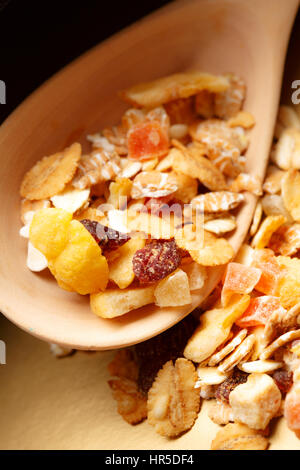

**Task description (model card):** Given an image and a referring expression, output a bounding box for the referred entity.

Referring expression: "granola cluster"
[107,104,300,450]
[19,71,256,318]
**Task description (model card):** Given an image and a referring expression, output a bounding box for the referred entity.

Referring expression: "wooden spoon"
[0,0,297,350]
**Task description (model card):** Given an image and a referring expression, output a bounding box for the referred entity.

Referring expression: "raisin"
[80,219,130,253]
[135,314,198,395]
[272,369,293,396]
[215,369,248,403]
[132,238,181,284]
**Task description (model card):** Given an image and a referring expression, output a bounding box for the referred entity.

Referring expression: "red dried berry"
[132,238,182,284]
[215,369,248,403]
[272,369,293,396]
[80,219,130,253]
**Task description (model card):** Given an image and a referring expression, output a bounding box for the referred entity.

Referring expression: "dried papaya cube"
[127,121,169,161]
[221,262,262,306]
[236,296,283,328]
[251,249,282,295]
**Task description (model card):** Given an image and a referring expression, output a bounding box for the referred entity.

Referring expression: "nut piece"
[229,373,281,429]
[211,423,269,450]
[147,358,200,437]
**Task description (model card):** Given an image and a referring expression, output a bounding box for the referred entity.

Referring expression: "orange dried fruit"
[20,143,81,200]
[251,249,282,295]
[236,296,283,328]
[221,262,262,306]
[127,121,169,161]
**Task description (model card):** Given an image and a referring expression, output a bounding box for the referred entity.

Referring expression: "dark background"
[1,0,300,125]
[0,0,173,124]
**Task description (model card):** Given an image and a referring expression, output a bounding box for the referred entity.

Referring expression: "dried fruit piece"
[90,285,155,318]
[120,71,229,108]
[236,296,283,328]
[221,262,262,306]
[214,74,246,119]
[175,224,234,266]
[277,255,300,309]
[108,378,147,425]
[215,369,248,403]
[154,268,191,307]
[133,239,181,284]
[208,401,234,425]
[191,191,244,213]
[20,143,81,200]
[107,177,132,209]
[49,220,109,295]
[80,219,130,253]
[229,373,282,430]
[147,358,199,437]
[251,215,286,249]
[282,169,300,221]
[268,223,300,256]
[273,369,293,395]
[128,121,169,161]
[181,262,207,291]
[109,238,145,289]
[29,208,73,259]
[211,423,269,450]
[184,294,250,363]
[251,249,282,296]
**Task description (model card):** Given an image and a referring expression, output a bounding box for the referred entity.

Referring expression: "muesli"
[20,71,255,319]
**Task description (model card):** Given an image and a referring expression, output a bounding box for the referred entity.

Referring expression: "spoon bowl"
[0,0,297,349]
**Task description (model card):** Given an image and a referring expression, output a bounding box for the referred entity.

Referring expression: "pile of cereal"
[107,104,300,450]
[19,71,257,319]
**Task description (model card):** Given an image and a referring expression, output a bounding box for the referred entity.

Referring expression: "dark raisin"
[215,369,248,403]
[132,238,181,284]
[80,219,130,252]
[272,369,293,396]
